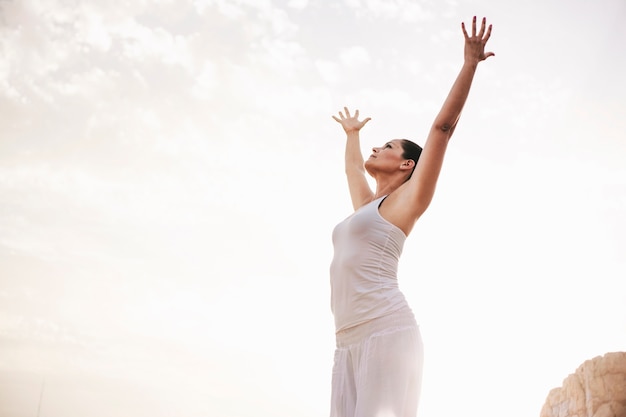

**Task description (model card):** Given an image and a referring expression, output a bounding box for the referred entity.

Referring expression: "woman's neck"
[373,176,405,200]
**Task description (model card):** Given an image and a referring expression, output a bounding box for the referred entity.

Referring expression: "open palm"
[332,107,371,133]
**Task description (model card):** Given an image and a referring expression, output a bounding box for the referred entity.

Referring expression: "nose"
[372,147,380,153]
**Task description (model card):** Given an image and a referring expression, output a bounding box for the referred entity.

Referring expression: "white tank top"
[330,196,409,332]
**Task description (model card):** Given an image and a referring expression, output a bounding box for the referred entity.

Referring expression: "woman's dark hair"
[400,139,423,180]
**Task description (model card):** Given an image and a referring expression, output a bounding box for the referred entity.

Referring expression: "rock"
[540,352,626,417]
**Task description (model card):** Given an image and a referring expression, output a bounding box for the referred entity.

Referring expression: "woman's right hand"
[332,107,371,133]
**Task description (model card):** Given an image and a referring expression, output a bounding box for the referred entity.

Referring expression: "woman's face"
[364,139,408,174]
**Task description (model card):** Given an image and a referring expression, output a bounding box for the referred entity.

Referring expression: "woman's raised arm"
[332,107,374,210]
[395,17,494,230]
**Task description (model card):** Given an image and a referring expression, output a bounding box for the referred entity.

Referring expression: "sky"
[0,0,625,416]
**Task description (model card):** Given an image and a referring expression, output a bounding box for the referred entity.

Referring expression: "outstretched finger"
[461,21,469,40]
[472,15,477,37]
[343,106,351,118]
[483,23,493,42]
[478,17,486,38]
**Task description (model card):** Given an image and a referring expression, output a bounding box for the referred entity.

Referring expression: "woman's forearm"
[432,17,493,135]
[344,131,366,174]
[432,62,478,134]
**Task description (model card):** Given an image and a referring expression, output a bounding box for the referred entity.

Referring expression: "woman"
[329,16,494,417]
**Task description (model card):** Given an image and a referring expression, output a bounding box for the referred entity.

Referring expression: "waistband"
[335,306,417,348]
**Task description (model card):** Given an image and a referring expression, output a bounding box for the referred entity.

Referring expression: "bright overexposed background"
[1,0,625,416]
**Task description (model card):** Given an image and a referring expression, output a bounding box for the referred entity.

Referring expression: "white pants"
[330,307,424,417]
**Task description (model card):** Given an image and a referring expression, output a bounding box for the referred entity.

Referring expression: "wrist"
[462,60,479,70]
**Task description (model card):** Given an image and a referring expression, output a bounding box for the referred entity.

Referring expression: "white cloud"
[344,0,362,8]
[315,59,341,84]
[287,0,309,10]
[253,38,307,75]
[339,45,371,67]
[76,7,113,51]
[120,26,194,70]
[344,0,435,22]
[249,3,298,37]
[191,59,219,100]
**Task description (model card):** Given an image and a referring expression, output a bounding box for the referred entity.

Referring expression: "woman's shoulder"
[377,186,421,236]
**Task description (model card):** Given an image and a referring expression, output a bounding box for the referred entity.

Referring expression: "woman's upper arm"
[407,127,451,215]
[346,167,374,211]
[376,128,450,235]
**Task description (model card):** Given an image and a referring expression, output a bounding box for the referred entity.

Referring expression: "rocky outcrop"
[540,352,626,417]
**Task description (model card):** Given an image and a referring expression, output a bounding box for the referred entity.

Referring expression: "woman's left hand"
[462,16,495,65]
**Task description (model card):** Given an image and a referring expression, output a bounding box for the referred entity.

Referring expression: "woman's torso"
[330,196,409,332]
